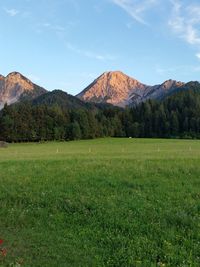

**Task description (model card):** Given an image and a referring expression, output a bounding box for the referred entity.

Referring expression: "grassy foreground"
[0,138,200,267]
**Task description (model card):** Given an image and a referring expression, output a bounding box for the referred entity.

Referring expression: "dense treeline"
[126,88,200,138]
[1,88,200,142]
[0,102,124,142]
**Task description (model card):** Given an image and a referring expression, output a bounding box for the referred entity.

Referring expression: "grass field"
[0,138,200,267]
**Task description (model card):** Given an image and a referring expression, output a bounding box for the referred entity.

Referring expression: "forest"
[1,87,200,142]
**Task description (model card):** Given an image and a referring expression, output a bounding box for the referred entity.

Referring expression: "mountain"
[2,82,200,143]
[163,81,200,98]
[0,70,194,110]
[76,71,147,107]
[0,72,47,109]
[133,79,184,103]
[77,71,185,107]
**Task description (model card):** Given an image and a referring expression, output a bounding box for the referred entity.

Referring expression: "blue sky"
[1,0,200,95]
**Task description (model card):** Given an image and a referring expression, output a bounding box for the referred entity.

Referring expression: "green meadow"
[0,138,200,267]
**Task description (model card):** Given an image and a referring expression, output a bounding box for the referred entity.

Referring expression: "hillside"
[32,90,94,110]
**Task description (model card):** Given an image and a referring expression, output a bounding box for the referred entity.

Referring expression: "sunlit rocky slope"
[77,71,184,107]
[0,72,47,109]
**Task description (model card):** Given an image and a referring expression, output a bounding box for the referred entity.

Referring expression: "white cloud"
[4,8,19,17]
[65,42,115,61]
[196,53,200,60]
[169,0,200,46]
[110,0,158,25]
[156,64,200,76]
[42,23,65,32]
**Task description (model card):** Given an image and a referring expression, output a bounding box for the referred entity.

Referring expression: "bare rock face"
[77,71,147,107]
[0,72,47,109]
[142,80,184,101]
[77,71,185,107]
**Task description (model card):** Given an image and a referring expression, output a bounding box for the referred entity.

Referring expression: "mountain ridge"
[0,70,197,109]
[77,71,185,107]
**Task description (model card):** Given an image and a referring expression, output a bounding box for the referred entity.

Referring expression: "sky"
[1,0,200,95]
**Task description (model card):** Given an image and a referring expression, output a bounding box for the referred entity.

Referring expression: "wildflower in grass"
[1,248,7,257]
[17,258,24,265]
[0,240,7,259]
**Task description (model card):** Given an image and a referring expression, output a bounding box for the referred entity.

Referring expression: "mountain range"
[0,70,197,109]
[77,71,185,107]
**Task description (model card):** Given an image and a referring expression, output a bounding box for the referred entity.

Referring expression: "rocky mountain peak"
[0,72,47,109]
[77,70,147,107]
[101,70,130,79]
[77,71,187,107]
[98,71,142,86]
[161,79,184,90]
[5,72,34,91]
[7,71,22,77]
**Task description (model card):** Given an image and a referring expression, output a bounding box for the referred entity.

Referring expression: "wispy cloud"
[169,1,200,46]
[156,64,200,76]
[4,8,19,17]
[65,42,116,61]
[42,23,65,32]
[168,0,200,61]
[40,20,79,37]
[110,0,158,25]
[33,22,67,37]
[196,53,200,60]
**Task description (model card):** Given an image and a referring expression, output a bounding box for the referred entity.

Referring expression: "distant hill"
[31,89,121,112]
[32,89,93,110]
